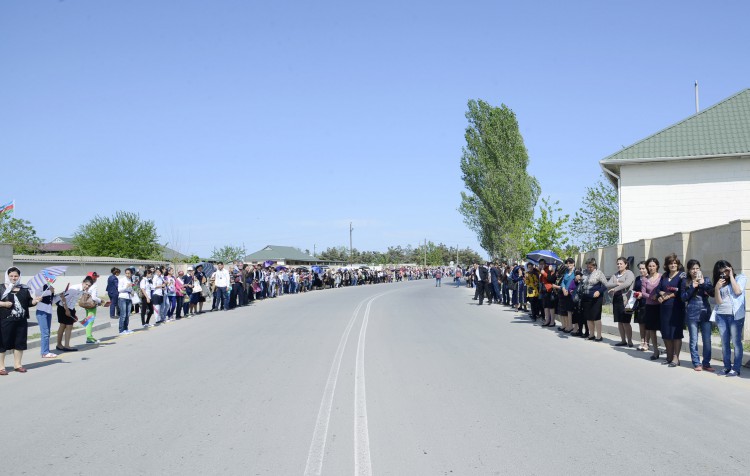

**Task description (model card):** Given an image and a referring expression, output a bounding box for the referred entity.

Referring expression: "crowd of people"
[0,262,440,374]
[461,255,747,376]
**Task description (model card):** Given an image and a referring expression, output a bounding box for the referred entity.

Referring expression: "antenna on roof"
[695,80,700,113]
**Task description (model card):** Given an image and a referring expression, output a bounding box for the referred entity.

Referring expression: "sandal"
[15,367,27,373]
[0,369,7,376]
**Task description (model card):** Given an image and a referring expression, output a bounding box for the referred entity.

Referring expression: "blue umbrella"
[526,250,563,266]
[311,266,322,274]
[275,265,288,271]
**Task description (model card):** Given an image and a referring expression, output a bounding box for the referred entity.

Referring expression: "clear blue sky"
[2,0,748,258]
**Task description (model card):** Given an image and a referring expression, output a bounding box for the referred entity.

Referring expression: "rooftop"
[244,245,318,263]
[601,88,750,176]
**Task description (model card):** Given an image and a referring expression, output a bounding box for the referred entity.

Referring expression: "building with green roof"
[244,245,321,266]
[600,88,750,243]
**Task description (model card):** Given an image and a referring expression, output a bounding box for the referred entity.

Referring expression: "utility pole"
[456,244,459,266]
[349,222,353,266]
[424,238,427,267]
[313,244,316,257]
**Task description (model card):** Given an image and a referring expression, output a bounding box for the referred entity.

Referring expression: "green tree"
[570,178,619,251]
[319,246,349,262]
[523,197,570,257]
[72,211,160,259]
[0,214,42,254]
[210,245,247,263]
[459,99,540,259]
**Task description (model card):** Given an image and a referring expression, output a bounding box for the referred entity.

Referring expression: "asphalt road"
[5,279,750,475]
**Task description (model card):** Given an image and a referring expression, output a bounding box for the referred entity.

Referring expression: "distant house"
[159,245,192,262]
[38,236,195,262]
[39,236,75,253]
[600,88,750,243]
[244,245,321,266]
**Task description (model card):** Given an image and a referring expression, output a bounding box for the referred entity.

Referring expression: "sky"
[1,0,749,259]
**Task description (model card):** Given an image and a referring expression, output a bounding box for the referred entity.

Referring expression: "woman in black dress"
[1,267,42,374]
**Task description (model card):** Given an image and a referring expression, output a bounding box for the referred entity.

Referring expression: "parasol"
[525,250,563,266]
[27,266,67,295]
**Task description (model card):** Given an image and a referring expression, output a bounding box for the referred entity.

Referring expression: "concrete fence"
[576,219,750,339]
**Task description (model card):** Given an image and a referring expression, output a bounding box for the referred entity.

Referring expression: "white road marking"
[354,295,381,476]
[303,296,370,476]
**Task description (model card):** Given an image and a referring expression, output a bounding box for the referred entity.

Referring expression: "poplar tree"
[459,99,540,259]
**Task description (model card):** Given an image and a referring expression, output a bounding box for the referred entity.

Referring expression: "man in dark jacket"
[490,263,501,304]
[106,267,120,318]
[477,263,491,305]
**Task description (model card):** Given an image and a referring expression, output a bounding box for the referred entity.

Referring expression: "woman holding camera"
[712,260,747,377]
[680,260,714,371]
[655,254,686,367]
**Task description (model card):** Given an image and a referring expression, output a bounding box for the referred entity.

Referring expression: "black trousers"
[477,281,491,304]
[529,296,541,319]
[140,301,153,325]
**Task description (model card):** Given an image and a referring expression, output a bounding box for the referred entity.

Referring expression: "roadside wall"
[576,219,750,339]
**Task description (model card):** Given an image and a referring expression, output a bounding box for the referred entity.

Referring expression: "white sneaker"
[119,331,129,335]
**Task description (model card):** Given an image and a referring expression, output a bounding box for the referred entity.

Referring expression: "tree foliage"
[72,211,161,259]
[522,197,570,258]
[0,214,42,254]
[210,245,247,263]
[459,99,540,259]
[570,178,619,251]
[316,243,482,267]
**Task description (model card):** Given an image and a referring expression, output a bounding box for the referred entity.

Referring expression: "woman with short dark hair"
[641,258,662,359]
[606,257,636,347]
[553,258,576,333]
[582,258,607,341]
[655,253,686,367]
[632,261,649,351]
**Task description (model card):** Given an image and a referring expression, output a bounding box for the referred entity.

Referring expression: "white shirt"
[117,276,133,299]
[140,276,153,297]
[152,275,164,296]
[88,282,103,304]
[212,269,230,288]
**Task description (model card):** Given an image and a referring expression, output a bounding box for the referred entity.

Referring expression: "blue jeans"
[716,314,745,373]
[36,310,52,355]
[687,320,712,367]
[214,287,227,310]
[118,298,131,332]
[166,295,176,317]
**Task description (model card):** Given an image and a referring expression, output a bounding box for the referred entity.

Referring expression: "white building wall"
[620,157,750,243]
